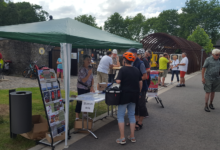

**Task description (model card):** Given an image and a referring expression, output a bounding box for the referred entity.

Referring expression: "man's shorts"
[204,79,220,93]
[159,70,168,78]
[97,71,108,83]
[180,71,186,78]
[135,91,148,117]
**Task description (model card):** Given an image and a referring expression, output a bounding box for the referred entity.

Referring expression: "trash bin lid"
[10,91,32,95]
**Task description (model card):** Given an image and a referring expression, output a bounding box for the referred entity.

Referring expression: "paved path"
[65,72,220,150]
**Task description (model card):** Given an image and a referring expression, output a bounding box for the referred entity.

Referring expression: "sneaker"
[209,104,215,110]
[176,84,182,87]
[181,84,185,87]
[204,106,210,112]
[170,82,173,85]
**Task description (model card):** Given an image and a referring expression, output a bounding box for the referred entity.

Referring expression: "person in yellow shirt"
[158,53,172,87]
[0,53,4,69]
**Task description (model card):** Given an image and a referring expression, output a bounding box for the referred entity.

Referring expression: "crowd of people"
[56,47,220,144]
[73,48,191,144]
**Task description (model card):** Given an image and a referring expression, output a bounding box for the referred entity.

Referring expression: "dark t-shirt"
[117,66,142,92]
[143,58,151,85]
[116,66,141,104]
[142,58,150,69]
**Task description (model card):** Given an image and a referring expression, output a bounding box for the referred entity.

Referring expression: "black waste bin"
[10,91,32,134]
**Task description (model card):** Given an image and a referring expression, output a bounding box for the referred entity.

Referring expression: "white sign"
[81,101,95,112]
[71,53,77,59]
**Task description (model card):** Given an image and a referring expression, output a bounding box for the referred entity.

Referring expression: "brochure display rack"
[147,71,164,108]
[36,68,66,150]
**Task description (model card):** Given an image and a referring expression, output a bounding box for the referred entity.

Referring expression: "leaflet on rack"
[37,68,65,139]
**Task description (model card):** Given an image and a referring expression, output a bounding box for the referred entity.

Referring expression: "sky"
[12,0,187,27]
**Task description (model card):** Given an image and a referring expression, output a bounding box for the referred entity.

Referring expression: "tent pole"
[60,43,72,149]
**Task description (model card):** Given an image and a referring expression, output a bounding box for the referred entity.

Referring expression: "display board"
[147,71,159,97]
[37,69,66,139]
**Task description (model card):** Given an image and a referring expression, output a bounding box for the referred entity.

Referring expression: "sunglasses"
[215,54,220,56]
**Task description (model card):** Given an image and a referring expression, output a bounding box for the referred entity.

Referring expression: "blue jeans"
[171,70,179,82]
[117,102,136,123]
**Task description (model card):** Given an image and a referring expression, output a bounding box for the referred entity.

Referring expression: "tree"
[75,14,101,29]
[0,1,49,26]
[104,12,131,39]
[142,17,158,36]
[0,0,7,7]
[179,0,220,44]
[127,13,146,41]
[187,26,214,53]
[154,10,180,36]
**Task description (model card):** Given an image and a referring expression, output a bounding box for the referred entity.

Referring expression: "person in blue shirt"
[57,54,63,82]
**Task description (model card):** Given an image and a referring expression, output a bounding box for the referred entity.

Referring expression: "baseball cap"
[112,49,117,54]
[127,48,137,53]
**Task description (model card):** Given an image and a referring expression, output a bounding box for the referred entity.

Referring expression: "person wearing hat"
[127,48,148,131]
[108,49,120,83]
[115,52,142,144]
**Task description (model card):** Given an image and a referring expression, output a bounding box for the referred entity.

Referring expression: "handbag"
[105,86,121,105]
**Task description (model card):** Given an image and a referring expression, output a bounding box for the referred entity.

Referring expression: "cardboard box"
[21,115,48,140]
[45,132,65,143]
[74,119,93,130]
[97,83,107,91]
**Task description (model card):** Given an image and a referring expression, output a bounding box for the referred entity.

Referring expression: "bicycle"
[22,60,45,79]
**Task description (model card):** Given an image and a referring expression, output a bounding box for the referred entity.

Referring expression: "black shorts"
[135,91,148,117]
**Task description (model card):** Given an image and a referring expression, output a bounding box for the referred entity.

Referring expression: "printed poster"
[147,71,159,97]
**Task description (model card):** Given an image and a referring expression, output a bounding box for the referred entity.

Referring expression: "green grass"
[0,87,108,150]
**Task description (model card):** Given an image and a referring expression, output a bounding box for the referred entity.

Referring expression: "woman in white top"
[170,55,179,84]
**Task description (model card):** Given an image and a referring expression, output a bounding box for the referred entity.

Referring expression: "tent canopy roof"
[0,18,142,49]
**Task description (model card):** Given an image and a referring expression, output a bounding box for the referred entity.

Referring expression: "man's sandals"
[135,121,143,131]
[126,121,143,131]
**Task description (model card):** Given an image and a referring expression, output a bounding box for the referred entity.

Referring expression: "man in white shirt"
[97,51,113,87]
[177,53,188,87]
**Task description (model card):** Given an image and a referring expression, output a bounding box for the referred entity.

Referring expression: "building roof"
[141,33,207,74]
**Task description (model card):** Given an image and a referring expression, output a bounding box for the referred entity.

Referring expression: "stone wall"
[0,39,53,76]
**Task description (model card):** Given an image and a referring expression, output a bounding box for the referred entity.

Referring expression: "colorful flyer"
[50,69,56,81]
[43,69,51,80]
[55,114,59,122]
[38,70,44,81]
[57,122,65,134]
[46,103,54,114]
[54,102,60,111]
[57,89,61,99]
[41,83,47,91]
[52,81,59,89]
[47,83,52,90]
[50,90,56,101]
[147,71,159,97]
[51,125,58,137]
[54,90,58,100]
[50,115,56,124]
[59,100,63,108]
[58,111,65,121]
[43,91,50,103]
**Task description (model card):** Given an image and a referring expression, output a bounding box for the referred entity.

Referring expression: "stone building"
[0,39,117,76]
